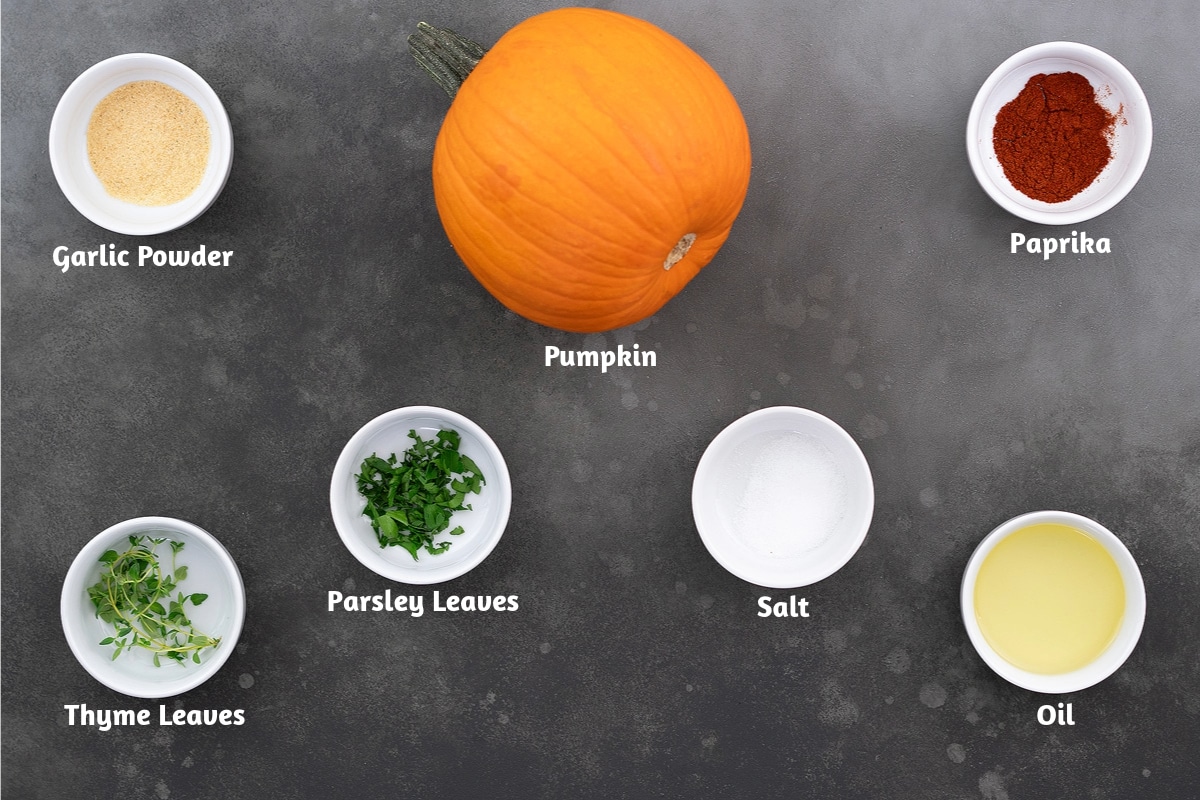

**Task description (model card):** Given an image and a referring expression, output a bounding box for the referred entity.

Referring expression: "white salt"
[720,431,847,557]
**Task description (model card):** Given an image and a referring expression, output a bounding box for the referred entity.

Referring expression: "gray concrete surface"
[3,0,1199,797]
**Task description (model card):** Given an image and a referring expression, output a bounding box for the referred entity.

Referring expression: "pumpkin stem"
[408,22,488,99]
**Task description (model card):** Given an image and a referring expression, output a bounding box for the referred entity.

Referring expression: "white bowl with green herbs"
[330,406,512,584]
[60,516,244,698]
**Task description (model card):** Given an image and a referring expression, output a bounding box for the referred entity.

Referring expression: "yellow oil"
[974,522,1125,674]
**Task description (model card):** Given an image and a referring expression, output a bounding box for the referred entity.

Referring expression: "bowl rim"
[691,405,874,588]
[960,509,1146,694]
[48,52,234,236]
[329,405,513,584]
[60,516,246,698]
[965,41,1152,225]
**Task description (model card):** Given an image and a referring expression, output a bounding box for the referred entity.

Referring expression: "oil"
[974,522,1125,674]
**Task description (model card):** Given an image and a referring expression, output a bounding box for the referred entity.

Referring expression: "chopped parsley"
[355,428,484,560]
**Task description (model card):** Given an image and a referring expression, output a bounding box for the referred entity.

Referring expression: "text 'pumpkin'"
[417,8,752,333]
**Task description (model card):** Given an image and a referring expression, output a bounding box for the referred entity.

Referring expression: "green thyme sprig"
[87,536,220,667]
[355,428,485,560]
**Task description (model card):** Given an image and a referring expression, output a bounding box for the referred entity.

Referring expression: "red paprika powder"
[993,72,1116,203]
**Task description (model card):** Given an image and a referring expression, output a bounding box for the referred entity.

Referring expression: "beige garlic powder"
[87,80,210,206]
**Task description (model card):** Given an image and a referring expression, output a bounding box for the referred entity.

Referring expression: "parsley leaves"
[355,428,485,560]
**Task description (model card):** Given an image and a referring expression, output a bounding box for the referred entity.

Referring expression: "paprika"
[993,72,1117,203]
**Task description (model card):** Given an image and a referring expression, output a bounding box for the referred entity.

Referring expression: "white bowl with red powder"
[966,42,1152,225]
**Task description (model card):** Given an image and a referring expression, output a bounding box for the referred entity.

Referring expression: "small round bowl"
[692,407,874,588]
[961,510,1146,694]
[49,53,233,235]
[966,42,1151,225]
[61,517,245,698]
[331,407,512,584]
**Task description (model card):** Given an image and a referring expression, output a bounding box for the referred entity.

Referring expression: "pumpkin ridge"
[444,125,674,297]
[441,112,663,283]
[534,88,683,235]
[474,13,701,238]
[438,199,590,318]
[438,144,660,312]
[460,84,676,259]
[438,176,593,303]
[563,14,704,218]
[559,14,748,260]
[496,28,686,206]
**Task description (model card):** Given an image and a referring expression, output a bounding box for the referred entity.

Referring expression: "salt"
[720,431,847,557]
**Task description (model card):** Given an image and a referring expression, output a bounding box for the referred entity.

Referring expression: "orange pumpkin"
[412,8,752,333]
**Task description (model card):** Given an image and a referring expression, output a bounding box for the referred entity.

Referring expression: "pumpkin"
[410,8,752,333]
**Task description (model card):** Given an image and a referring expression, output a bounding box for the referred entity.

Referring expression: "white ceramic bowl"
[49,53,233,235]
[331,407,512,584]
[966,42,1151,225]
[692,407,874,588]
[61,516,245,698]
[961,510,1146,694]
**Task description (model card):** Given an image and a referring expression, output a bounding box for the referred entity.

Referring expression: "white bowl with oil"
[961,510,1145,693]
[49,53,233,235]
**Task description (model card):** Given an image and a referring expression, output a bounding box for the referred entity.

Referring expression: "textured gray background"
[3,0,1199,797]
